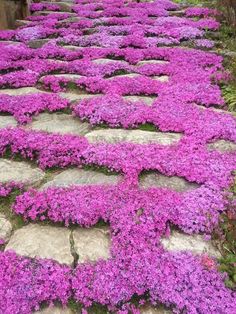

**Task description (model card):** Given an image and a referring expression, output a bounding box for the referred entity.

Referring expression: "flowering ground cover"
[0,0,235,313]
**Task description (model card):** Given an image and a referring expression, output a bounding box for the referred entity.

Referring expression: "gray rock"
[73,227,110,263]
[33,11,76,17]
[28,39,50,48]
[161,230,220,257]
[208,139,236,152]
[140,173,198,192]
[85,129,182,145]
[0,116,17,129]
[0,159,45,186]
[59,92,102,102]
[0,214,12,243]
[92,58,128,65]
[107,73,140,80]
[136,60,169,66]
[26,113,91,136]
[5,224,73,265]
[35,306,73,314]
[122,95,155,106]
[41,168,120,189]
[152,75,169,82]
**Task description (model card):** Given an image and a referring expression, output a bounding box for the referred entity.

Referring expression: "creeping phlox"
[0,0,236,313]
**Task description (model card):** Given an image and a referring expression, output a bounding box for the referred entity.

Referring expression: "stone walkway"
[0,1,235,314]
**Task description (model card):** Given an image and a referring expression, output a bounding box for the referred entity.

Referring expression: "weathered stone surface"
[0,116,17,129]
[136,59,169,66]
[27,113,91,136]
[161,230,220,257]
[85,129,182,145]
[0,159,45,186]
[35,306,73,314]
[122,95,155,106]
[6,224,73,265]
[15,20,30,27]
[0,87,47,95]
[28,39,50,48]
[33,11,76,17]
[140,173,198,192]
[0,40,21,46]
[140,305,172,314]
[73,227,110,263]
[62,45,85,51]
[208,139,236,152]
[152,75,169,82]
[0,214,12,243]
[42,168,120,189]
[107,73,140,80]
[92,58,128,65]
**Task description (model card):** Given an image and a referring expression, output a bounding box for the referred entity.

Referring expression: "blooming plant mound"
[0,0,235,313]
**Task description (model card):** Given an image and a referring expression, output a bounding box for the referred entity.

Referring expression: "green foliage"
[222,85,236,111]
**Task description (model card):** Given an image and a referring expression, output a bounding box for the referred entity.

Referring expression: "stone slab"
[0,214,12,243]
[122,95,155,106]
[73,227,110,263]
[85,129,182,145]
[208,139,236,152]
[5,224,73,265]
[0,116,17,129]
[0,159,45,186]
[41,168,120,189]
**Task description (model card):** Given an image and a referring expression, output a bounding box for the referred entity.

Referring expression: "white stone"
[41,168,120,189]
[59,92,102,102]
[0,215,12,243]
[122,95,155,106]
[35,306,73,314]
[0,159,45,186]
[136,59,169,66]
[0,116,17,129]
[140,173,198,192]
[5,224,73,265]
[107,73,140,80]
[92,58,128,65]
[73,227,110,263]
[0,87,46,96]
[85,129,182,145]
[152,75,169,82]
[161,230,220,257]
[207,139,236,152]
[26,113,91,136]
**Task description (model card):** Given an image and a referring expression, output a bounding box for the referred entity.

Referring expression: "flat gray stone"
[140,305,172,314]
[73,227,110,263]
[0,214,12,244]
[85,129,182,145]
[0,116,17,129]
[136,59,169,66]
[0,87,47,96]
[5,224,73,265]
[35,306,73,314]
[107,73,140,80]
[161,230,220,257]
[0,159,45,186]
[140,173,198,192]
[28,39,50,48]
[62,45,85,51]
[122,95,155,106]
[208,139,236,152]
[92,58,128,65]
[41,168,120,189]
[152,75,169,82]
[26,113,91,135]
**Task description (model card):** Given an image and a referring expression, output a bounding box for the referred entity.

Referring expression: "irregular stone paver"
[140,305,172,314]
[0,116,17,129]
[0,159,45,186]
[107,73,140,80]
[123,95,155,106]
[0,87,47,95]
[41,168,120,189]
[92,58,128,65]
[85,129,182,145]
[28,39,50,48]
[0,214,12,244]
[140,173,198,192]
[161,230,220,258]
[26,113,91,136]
[152,75,169,82]
[35,307,73,314]
[208,139,236,152]
[73,227,110,263]
[5,224,73,265]
[136,59,169,66]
